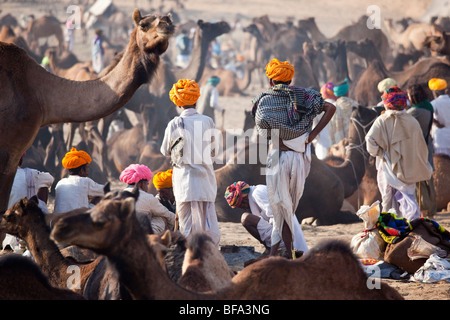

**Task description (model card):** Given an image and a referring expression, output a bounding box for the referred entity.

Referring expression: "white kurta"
[124,187,175,234]
[8,167,54,212]
[266,134,311,249]
[54,175,104,213]
[248,185,308,252]
[160,108,220,245]
[430,94,450,156]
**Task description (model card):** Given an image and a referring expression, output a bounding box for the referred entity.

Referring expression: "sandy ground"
[2,0,450,300]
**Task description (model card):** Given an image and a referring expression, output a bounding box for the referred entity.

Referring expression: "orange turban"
[62,147,91,169]
[265,58,295,82]
[428,78,447,91]
[153,169,173,189]
[169,79,201,107]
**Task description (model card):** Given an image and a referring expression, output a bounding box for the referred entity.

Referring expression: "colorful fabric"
[119,164,152,185]
[62,147,91,169]
[376,211,412,244]
[224,181,250,208]
[265,58,295,82]
[381,86,407,110]
[377,78,397,93]
[333,78,349,97]
[153,169,173,189]
[252,84,324,140]
[360,258,382,266]
[416,217,450,240]
[428,78,447,91]
[320,82,337,101]
[169,79,201,107]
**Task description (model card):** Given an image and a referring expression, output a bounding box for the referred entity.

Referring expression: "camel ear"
[119,197,136,220]
[167,12,172,21]
[133,9,143,27]
[160,230,172,246]
[103,181,111,194]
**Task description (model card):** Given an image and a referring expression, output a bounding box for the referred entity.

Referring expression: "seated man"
[225,181,308,257]
[153,169,176,214]
[120,164,176,235]
[54,148,105,213]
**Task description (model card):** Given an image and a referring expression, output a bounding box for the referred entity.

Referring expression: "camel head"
[0,196,43,239]
[50,186,140,255]
[132,9,175,55]
[197,19,231,43]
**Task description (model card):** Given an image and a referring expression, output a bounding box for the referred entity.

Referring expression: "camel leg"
[0,150,18,212]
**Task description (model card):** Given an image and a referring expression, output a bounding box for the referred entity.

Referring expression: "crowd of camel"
[0,2,449,300]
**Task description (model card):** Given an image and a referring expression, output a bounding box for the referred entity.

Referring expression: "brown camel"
[423,30,450,63]
[0,25,41,62]
[50,190,402,300]
[0,9,174,212]
[0,254,85,300]
[0,196,121,299]
[433,153,450,211]
[347,38,450,106]
[384,19,443,53]
[24,15,64,53]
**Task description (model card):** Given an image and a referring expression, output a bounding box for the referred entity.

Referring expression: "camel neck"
[34,30,159,126]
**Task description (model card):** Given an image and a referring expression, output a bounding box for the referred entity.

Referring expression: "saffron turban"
[265,58,295,82]
[169,79,201,107]
[224,181,250,208]
[320,82,337,100]
[428,78,447,91]
[333,78,349,97]
[119,164,153,185]
[62,147,91,169]
[381,86,407,110]
[377,78,397,93]
[153,169,173,189]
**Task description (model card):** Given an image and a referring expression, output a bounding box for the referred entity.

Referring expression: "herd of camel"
[0,4,449,300]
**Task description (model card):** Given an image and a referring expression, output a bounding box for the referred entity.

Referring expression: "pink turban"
[119,164,153,185]
[381,86,407,110]
[224,181,250,208]
[320,82,337,100]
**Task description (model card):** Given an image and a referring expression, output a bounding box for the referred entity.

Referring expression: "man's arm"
[307,101,336,144]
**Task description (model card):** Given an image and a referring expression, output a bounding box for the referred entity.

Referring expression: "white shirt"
[160,108,217,202]
[8,167,54,212]
[124,187,175,225]
[248,185,274,224]
[431,94,450,153]
[54,175,104,213]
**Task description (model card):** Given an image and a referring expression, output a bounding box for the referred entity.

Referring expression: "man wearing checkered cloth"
[251,59,336,258]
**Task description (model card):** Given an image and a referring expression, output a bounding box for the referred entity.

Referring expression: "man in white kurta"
[3,158,54,252]
[429,79,450,157]
[54,148,104,213]
[226,182,308,254]
[161,79,220,246]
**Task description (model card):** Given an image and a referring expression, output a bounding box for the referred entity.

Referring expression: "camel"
[347,38,450,106]
[50,189,403,300]
[433,154,450,211]
[0,9,174,212]
[0,196,121,299]
[423,30,450,63]
[23,15,64,53]
[0,25,41,62]
[0,254,85,300]
[325,106,382,210]
[384,19,443,53]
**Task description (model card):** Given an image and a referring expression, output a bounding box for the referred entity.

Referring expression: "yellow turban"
[428,78,447,91]
[62,147,91,169]
[265,58,295,82]
[153,169,173,189]
[169,79,201,107]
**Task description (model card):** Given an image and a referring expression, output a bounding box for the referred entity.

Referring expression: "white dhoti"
[377,156,420,221]
[266,136,311,253]
[177,201,220,246]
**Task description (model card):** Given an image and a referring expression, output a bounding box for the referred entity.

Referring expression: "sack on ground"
[350,201,386,259]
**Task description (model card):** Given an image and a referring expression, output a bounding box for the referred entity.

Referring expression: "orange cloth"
[62,147,91,169]
[153,169,173,189]
[169,79,201,107]
[265,58,295,82]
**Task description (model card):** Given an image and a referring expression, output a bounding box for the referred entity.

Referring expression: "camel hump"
[306,239,356,259]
